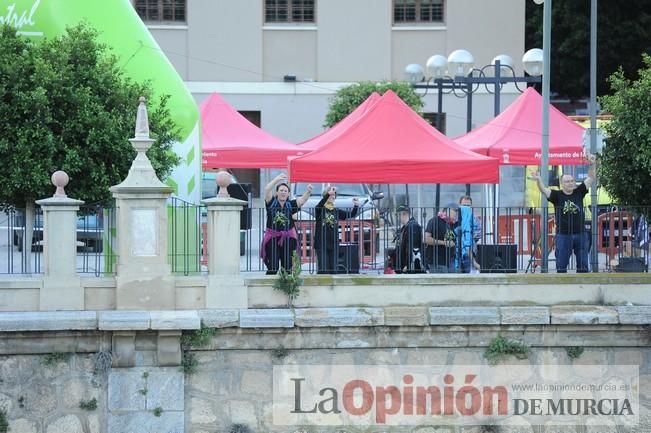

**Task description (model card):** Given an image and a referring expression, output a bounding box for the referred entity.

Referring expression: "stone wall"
[185,345,651,433]
[1,308,651,432]
[0,353,104,433]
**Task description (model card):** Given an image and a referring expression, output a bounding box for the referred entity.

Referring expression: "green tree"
[599,54,651,207]
[526,0,651,99]
[0,23,180,266]
[324,81,423,128]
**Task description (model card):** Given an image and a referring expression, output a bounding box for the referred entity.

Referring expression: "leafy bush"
[272,251,303,307]
[324,81,423,128]
[228,424,251,433]
[41,352,71,367]
[0,408,8,433]
[600,54,651,208]
[566,346,585,359]
[484,335,530,365]
[79,397,98,411]
[181,322,217,348]
[181,352,198,375]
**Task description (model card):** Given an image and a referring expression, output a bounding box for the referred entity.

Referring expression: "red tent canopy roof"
[455,87,586,165]
[289,91,499,184]
[201,93,307,169]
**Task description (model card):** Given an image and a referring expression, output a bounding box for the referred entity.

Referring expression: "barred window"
[265,0,315,23]
[394,0,444,24]
[135,0,186,23]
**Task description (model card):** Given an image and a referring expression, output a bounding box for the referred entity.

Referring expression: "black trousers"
[316,245,338,274]
[264,238,297,275]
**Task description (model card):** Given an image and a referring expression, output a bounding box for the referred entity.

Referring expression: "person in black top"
[425,204,458,273]
[261,173,312,275]
[533,154,596,273]
[314,185,360,274]
[393,205,423,273]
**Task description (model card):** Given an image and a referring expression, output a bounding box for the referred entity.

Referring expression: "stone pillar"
[110,97,175,310]
[36,171,84,310]
[203,196,247,308]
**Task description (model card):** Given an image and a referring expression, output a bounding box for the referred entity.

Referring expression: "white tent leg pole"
[494,184,500,244]
[484,184,492,244]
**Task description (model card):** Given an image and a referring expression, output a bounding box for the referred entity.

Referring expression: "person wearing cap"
[391,205,423,273]
[314,185,360,274]
[425,203,459,273]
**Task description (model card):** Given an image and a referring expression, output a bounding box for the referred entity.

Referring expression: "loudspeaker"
[227,183,252,230]
[338,243,360,274]
[615,257,647,273]
[477,244,517,273]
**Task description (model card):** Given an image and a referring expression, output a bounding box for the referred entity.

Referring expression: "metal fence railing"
[77,205,118,276]
[238,204,650,275]
[1,207,43,275]
[1,204,118,276]
[3,202,648,277]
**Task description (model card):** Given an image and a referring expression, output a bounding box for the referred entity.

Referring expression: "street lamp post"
[540,0,552,272]
[404,50,543,236]
[589,0,598,272]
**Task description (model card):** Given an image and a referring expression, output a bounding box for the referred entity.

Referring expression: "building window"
[265,0,315,23]
[394,0,444,24]
[135,0,186,23]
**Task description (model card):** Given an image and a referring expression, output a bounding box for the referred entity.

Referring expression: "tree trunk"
[24,201,35,274]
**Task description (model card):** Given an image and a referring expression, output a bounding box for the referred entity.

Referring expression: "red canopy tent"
[289,91,499,184]
[201,93,309,169]
[455,87,586,165]
[298,92,381,150]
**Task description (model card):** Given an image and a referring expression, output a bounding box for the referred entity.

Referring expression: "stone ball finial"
[51,170,69,197]
[216,171,232,198]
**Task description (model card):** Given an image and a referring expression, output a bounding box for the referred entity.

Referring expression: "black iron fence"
[1,204,117,276]
[2,202,648,276]
[240,204,650,275]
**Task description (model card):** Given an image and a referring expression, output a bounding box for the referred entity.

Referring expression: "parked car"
[292,183,383,222]
[13,209,104,253]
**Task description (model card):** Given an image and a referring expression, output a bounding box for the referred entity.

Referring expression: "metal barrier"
[2,202,648,277]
